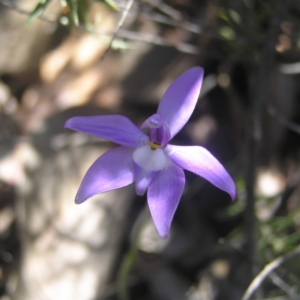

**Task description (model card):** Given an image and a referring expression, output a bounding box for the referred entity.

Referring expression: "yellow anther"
[148,141,161,150]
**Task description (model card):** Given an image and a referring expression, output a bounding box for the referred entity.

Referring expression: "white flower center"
[133,145,166,171]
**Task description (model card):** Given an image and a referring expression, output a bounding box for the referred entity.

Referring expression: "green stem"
[117,207,149,300]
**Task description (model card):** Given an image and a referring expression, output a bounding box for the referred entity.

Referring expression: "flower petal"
[147,162,185,239]
[65,115,148,148]
[75,146,135,204]
[157,67,204,138]
[166,145,236,200]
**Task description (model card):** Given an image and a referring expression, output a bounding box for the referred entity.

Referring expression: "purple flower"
[65,67,236,239]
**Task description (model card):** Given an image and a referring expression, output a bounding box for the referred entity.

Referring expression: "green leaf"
[228,9,241,24]
[102,0,118,10]
[219,26,236,41]
[65,0,79,26]
[218,9,229,23]
[26,0,52,26]
[77,0,89,24]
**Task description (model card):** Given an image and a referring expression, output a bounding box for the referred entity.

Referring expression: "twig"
[144,0,181,20]
[117,28,200,54]
[269,272,297,298]
[85,25,201,55]
[268,105,300,135]
[102,0,134,59]
[141,11,202,34]
[241,246,300,300]
[117,6,256,45]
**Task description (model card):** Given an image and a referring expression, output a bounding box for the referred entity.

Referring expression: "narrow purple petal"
[147,163,185,239]
[166,145,236,200]
[75,147,135,204]
[157,67,204,138]
[65,115,148,148]
[134,163,159,196]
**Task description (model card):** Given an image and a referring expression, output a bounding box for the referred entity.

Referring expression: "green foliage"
[100,0,118,10]
[26,0,121,28]
[26,0,52,25]
[64,0,79,26]
[219,26,236,41]
[260,206,300,254]
[77,0,89,24]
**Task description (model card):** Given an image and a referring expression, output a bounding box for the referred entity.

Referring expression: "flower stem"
[117,206,149,300]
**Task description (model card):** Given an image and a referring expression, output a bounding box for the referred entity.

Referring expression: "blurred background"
[0,0,300,299]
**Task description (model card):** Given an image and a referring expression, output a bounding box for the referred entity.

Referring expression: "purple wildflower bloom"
[65,67,236,239]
